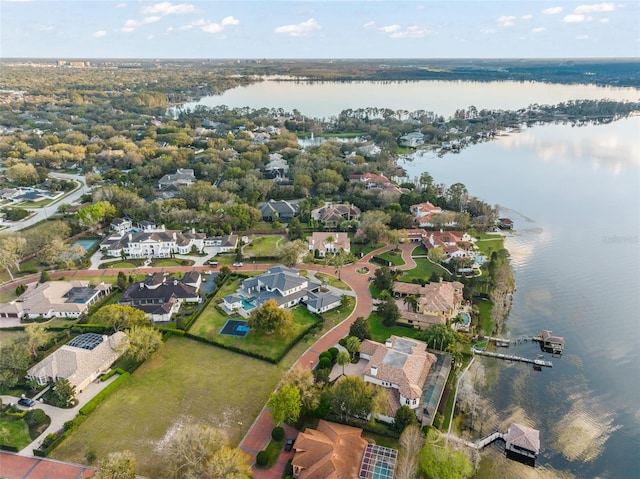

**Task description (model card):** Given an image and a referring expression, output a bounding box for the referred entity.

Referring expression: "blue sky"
[1,1,638,58]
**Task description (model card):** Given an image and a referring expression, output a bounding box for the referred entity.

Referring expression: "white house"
[100,226,206,259]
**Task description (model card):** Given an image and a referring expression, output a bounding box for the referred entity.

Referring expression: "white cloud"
[274,18,321,37]
[498,15,516,27]
[521,14,533,20]
[543,6,563,15]
[191,19,207,26]
[576,34,589,40]
[380,24,401,33]
[575,3,616,13]
[141,2,196,16]
[563,13,589,23]
[121,16,161,32]
[179,24,193,30]
[201,22,223,34]
[390,25,430,38]
[532,27,546,33]
[166,26,173,32]
[116,3,127,8]
[480,28,496,34]
[600,17,610,23]
[221,16,239,26]
[92,30,107,38]
[147,34,155,40]
[363,21,375,28]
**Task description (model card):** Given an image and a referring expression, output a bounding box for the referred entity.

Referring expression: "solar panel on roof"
[67,333,105,350]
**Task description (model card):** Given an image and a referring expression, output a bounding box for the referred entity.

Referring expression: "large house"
[119,272,201,322]
[0,281,111,320]
[308,232,351,258]
[422,231,473,263]
[259,199,298,222]
[360,336,437,410]
[203,234,239,256]
[392,281,464,326]
[100,226,206,258]
[292,420,397,479]
[222,265,339,317]
[26,332,126,391]
[157,168,195,190]
[313,204,361,227]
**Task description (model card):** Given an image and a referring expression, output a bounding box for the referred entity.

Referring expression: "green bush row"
[100,367,126,382]
[325,413,400,439]
[34,372,131,457]
[0,444,19,452]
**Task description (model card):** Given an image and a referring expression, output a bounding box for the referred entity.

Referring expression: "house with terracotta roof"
[292,420,397,479]
[409,202,459,228]
[26,332,126,391]
[392,281,464,325]
[359,336,437,410]
[422,231,473,263]
[0,281,111,320]
[308,232,351,258]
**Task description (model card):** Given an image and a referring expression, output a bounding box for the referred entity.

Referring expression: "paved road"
[1,173,89,232]
[1,373,119,456]
[0,241,424,476]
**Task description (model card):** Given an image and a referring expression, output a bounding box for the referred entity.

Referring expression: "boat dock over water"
[472,347,553,367]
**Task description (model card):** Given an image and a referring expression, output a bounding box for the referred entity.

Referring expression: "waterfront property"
[0,281,111,320]
[505,423,540,466]
[360,336,437,411]
[392,280,464,327]
[533,330,565,354]
[291,420,397,479]
[26,332,126,391]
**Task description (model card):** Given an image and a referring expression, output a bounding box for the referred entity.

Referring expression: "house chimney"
[370,365,378,377]
[128,233,132,242]
[385,339,392,348]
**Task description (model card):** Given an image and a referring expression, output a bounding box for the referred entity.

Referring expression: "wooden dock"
[444,431,505,450]
[472,348,553,367]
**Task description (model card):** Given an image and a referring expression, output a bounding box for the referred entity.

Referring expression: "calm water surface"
[183,79,639,119]
[189,80,639,478]
[401,117,640,479]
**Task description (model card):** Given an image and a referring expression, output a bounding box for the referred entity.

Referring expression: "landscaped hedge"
[33,371,131,457]
[325,414,401,439]
[100,367,126,382]
[0,444,19,452]
[371,256,392,267]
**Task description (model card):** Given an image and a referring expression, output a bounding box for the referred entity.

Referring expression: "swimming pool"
[241,298,255,311]
[459,311,471,326]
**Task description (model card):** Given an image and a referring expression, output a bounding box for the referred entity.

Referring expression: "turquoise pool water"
[373,462,391,479]
[241,299,255,311]
[459,311,471,326]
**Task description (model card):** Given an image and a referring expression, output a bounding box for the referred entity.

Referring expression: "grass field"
[313,272,352,291]
[0,416,32,450]
[476,299,494,335]
[51,336,282,479]
[0,330,26,348]
[376,250,405,266]
[367,312,420,343]
[243,235,284,257]
[397,258,437,282]
[190,294,319,363]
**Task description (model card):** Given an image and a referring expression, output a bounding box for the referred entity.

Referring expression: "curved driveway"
[0,240,424,476]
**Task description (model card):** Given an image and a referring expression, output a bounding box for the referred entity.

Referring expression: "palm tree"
[403,295,418,312]
[336,351,350,376]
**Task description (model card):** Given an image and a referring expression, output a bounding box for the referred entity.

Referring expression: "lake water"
[181,79,639,120]
[185,80,639,478]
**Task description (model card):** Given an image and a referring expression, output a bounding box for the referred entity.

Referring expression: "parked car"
[18,398,35,408]
[233,262,243,267]
[208,261,218,267]
[284,437,295,452]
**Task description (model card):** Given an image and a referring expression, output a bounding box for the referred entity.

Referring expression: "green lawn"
[243,235,284,257]
[0,330,26,349]
[397,258,437,283]
[190,298,319,363]
[150,259,194,267]
[314,273,352,291]
[350,239,384,257]
[411,245,428,256]
[0,416,32,450]
[376,250,405,266]
[367,313,420,343]
[51,336,282,478]
[476,299,494,335]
